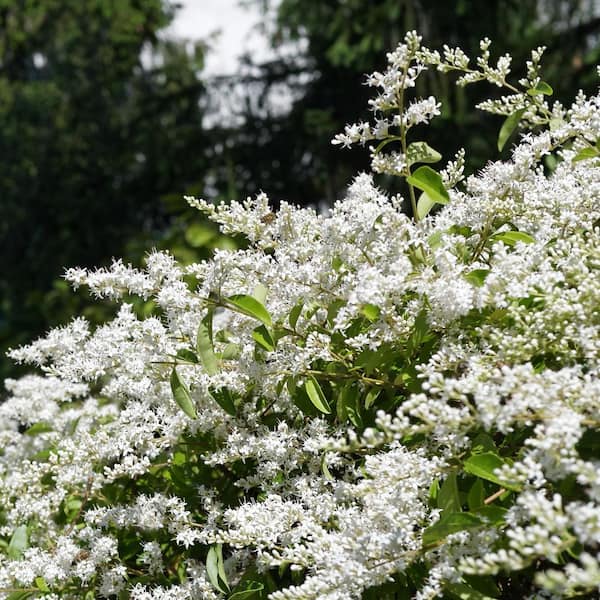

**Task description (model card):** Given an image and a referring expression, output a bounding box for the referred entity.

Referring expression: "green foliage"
[0,0,214,381]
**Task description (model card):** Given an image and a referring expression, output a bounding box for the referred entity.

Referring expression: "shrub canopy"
[2,33,600,599]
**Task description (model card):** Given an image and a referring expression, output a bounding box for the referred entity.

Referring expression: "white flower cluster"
[1,35,600,599]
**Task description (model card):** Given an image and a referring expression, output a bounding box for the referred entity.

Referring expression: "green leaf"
[475,505,508,524]
[35,577,50,592]
[227,294,272,327]
[360,303,380,322]
[220,343,241,360]
[321,453,334,481]
[416,191,437,220]
[422,512,482,547]
[6,593,35,600]
[176,348,198,364]
[304,377,331,414]
[7,525,28,560]
[210,387,236,416]
[337,384,362,427]
[467,479,485,511]
[229,581,265,600]
[463,452,521,491]
[406,166,450,205]
[406,141,442,166]
[446,582,496,600]
[252,325,276,352]
[197,312,219,376]
[25,422,53,436]
[489,230,535,247]
[408,309,431,355]
[471,433,496,454]
[289,301,303,329]
[429,479,440,505]
[497,108,526,151]
[437,472,461,514]
[364,387,380,409]
[573,146,600,162]
[526,81,553,96]
[170,368,198,419]
[464,269,490,287]
[206,544,230,594]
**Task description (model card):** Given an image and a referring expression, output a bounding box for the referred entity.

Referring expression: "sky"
[167,0,274,76]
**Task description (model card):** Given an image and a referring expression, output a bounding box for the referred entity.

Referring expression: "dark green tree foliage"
[226,0,600,207]
[0,0,209,378]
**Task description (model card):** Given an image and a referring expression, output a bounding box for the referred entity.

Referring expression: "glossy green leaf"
[526,81,553,96]
[206,544,230,594]
[463,452,521,491]
[573,146,600,162]
[406,141,442,166]
[210,387,236,416]
[304,376,331,414]
[170,368,198,419]
[489,230,535,247]
[252,325,276,352]
[227,294,272,328]
[7,525,28,560]
[422,512,482,547]
[497,108,526,151]
[416,191,437,220]
[197,312,219,376]
[406,166,450,205]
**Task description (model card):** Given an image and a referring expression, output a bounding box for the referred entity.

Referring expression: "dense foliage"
[0,0,213,379]
[2,32,600,599]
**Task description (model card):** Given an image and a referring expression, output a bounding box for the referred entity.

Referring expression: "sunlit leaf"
[7,525,28,560]
[227,294,272,327]
[252,325,276,352]
[463,452,521,491]
[206,544,230,594]
[406,141,442,166]
[526,81,553,96]
[304,376,331,414]
[170,368,197,419]
[406,166,450,205]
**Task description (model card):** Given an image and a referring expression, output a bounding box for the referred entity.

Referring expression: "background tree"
[217,0,600,207]
[0,0,217,379]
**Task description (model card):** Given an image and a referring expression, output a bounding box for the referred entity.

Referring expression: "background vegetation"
[2,0,600,380]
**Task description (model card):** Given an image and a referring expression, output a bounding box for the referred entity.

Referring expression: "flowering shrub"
[2,32,600,599]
